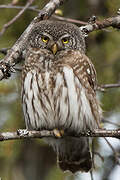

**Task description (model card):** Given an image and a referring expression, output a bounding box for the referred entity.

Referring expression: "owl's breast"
[22,65,99,133]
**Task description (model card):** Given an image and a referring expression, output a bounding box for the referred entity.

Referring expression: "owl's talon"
[53,129,64,138]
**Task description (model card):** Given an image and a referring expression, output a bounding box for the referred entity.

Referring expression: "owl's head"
[28,20,86,55]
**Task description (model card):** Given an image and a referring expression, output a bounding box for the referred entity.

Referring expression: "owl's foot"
[53,129,64,138]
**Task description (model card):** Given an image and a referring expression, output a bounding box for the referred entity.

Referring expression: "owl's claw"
[53,129,64,138]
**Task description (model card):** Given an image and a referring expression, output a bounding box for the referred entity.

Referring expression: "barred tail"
[56,137,92,173]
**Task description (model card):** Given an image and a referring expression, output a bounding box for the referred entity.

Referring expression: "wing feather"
[60,50,102,127]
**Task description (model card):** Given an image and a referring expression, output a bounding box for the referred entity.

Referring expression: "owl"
[21,20,102,173]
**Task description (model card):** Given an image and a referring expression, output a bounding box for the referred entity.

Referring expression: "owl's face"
[31,32,76,54]
[28,20,85,55]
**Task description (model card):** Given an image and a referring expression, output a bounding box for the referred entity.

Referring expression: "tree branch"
[0,4,39,12]
[100,83,120,89]
[52,15,87,25]
[103,119,120,127]
[80,13,120,35]
[0,129,120,141]
[97,83,120,92]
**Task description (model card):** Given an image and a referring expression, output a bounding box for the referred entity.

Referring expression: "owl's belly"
[22,66,97,133]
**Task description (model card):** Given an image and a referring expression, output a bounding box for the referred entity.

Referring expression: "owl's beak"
[51,43,58,55]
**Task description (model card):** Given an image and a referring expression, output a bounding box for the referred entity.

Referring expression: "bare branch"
[52,15,87,25]
[104,137,120,165]
[101,83,120,89]
[0,4,41,15]
[80,14,120,35]
[97,83,120,92]
[0,129,120,142]
[103,119,120,127]
[94,152,104,162]
[0,0,35,38]
[37,0,65,20]
[0,4,39,12]
[0,129,54,141]
[90,170,94,180]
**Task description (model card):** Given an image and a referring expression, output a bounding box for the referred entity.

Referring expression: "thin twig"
[0,0,35,37]
[101,83,120,89]
[0,5,39,12]
[103,119,120,127]
[97,83,120,92]
[52,15,87,25]
[90,170,94,180]
[92,139,95,168]
[94,152,104,162]
[104,137,120,165]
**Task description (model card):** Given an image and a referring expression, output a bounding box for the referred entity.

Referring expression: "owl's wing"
[62,50,97,91]
[60,50,102,127]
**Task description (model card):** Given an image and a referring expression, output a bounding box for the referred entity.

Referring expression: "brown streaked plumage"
[21,20,102,173]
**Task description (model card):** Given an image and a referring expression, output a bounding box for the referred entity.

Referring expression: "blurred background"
[0,0,120,180]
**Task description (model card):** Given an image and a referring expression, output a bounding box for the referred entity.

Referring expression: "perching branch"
[0,129,120,141]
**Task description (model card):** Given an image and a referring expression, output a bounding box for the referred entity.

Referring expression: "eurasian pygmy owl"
[21,20,102,173]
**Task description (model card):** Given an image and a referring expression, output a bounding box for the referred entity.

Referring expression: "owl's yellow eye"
[41,36,49,43]
[62,38,69,44]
